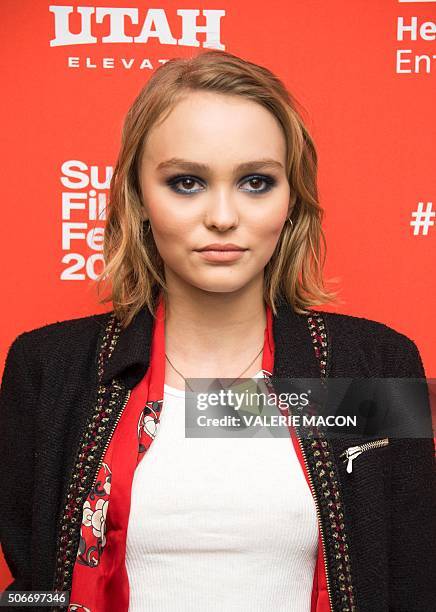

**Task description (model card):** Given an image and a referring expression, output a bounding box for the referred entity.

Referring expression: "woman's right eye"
[167,175,204,194]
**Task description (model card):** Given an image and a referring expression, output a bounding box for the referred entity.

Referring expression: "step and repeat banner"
[1,0,435,589]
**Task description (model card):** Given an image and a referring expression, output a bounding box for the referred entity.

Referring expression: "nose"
[203,190,239,231]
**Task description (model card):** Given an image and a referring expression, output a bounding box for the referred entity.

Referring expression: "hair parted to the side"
[96,49,339,329]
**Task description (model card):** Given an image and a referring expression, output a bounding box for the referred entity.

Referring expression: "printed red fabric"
[68,294,330,612]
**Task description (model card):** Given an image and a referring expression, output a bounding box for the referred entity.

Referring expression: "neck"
[163,272,267,383]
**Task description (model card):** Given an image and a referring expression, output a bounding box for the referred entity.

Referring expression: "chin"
[188,276,250,294]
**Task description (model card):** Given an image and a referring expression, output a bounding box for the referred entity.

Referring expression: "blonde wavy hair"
[96,49,338,328]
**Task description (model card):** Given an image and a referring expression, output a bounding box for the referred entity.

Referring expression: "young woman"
[0,50,434,612]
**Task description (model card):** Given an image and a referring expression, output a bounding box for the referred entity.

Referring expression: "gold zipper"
[340,437,390,474]
[295,430,335,611]
[89,388,132,491]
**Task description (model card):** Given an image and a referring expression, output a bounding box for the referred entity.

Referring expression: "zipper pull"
[340,445,363,473]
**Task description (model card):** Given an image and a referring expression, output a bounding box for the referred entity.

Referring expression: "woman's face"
[139,90,291,295]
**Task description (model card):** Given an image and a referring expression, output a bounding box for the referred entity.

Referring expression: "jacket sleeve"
[0,333,37,591]
[383,334,436,611]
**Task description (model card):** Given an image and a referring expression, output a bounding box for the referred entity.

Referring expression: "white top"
[125,371,319,611]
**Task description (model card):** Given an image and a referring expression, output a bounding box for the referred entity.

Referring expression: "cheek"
[147,194,185,235]
[148,205,196,259]
[253,216,286,245]
[247,216,286,269]
[249,190,289,244]
[146,182,201,229]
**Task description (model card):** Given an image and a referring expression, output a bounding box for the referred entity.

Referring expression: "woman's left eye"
[240,175,276,193]
[167,174,276,195]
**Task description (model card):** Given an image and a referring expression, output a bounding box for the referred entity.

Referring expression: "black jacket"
[0,300,435,612]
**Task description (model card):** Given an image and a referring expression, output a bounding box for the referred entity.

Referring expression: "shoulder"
[318,309,417,348]
[3,311,114,377]
[0,312,115,411]
[29,309,110,336]
[315,309,425,377]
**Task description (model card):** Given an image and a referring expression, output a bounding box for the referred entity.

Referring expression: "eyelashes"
[166,174,277,195]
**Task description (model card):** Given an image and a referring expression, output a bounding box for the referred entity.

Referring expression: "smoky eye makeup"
[165,173,278,195]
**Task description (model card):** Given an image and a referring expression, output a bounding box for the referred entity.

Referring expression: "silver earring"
[287,217,294,229]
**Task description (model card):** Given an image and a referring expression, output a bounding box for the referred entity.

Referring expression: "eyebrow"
[156,157,284,174]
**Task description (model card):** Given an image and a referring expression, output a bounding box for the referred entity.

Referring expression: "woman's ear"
[288,192,297,217]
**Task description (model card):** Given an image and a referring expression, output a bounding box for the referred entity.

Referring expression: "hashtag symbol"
[410,202,435,236]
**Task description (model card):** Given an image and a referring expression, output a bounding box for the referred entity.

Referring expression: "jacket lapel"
[101,306,154,388]
[273,299,322,378]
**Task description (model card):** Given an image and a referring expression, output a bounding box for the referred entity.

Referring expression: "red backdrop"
[1,0,435,589]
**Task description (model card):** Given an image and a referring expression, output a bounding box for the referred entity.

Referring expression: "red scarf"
[68,294,331,612]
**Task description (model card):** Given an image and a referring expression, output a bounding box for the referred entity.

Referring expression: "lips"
[196,243,247,252]
[194,244,248,263]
